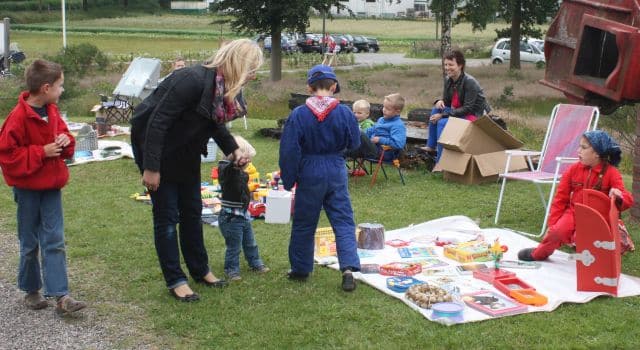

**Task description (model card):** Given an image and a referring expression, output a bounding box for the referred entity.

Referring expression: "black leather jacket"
[440,72,491,118]
[132,65,238,183]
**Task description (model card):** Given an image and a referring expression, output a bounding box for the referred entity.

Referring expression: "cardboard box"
[314,227,336,258]
[443,240,492,263]
[434,116,528,184]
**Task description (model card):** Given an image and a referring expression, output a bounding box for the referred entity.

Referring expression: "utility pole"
[322,7,327,54]
[2,18,9,72]
[62,0,67,48]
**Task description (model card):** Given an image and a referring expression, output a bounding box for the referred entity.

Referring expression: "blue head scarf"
[583,130,622,167]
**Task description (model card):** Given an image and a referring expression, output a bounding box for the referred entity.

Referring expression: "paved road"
[353,53,491,67]
[272,53,490,75]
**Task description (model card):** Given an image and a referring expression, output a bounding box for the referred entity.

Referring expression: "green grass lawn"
[1,12,638,348]
[0,118,638,348]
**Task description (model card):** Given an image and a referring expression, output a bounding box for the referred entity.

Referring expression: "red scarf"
[305,96,339,122]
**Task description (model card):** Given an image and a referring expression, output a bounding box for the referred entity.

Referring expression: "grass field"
[8,13,546,58]
[0,12,638,349]
[12,14,519,40]
[10,31,223,58]
[0,118,638,348]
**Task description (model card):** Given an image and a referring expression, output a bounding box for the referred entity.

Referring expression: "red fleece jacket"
[0,91,75,190]
[548,161,633,226]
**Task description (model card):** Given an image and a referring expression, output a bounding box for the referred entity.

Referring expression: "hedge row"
[12,24,231,38]
[0,0,81,11]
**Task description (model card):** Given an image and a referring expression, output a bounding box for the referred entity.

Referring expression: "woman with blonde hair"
[131,38,263,301]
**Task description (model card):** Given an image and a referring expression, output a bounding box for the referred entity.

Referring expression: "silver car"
[491,38,545,65]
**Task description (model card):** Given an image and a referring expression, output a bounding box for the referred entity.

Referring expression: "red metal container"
[541,0,640,113]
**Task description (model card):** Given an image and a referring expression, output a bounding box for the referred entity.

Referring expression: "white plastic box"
[265,190,292,224]
[201,138,218,163]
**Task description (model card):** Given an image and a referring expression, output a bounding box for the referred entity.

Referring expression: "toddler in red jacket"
[0,59,86,314]
[518,130,633,261]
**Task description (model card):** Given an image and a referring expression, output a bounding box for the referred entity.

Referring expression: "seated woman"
[422,50,491,162]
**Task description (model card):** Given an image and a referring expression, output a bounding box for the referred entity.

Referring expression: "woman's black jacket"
[131,65,238,183]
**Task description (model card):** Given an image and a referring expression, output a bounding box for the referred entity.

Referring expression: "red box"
[492,276,534,296]
[379,262,422,277]
[472,268,515,284]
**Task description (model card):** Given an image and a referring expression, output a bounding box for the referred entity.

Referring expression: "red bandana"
[305,96,339,122]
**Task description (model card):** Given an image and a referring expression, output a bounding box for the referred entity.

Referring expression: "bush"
[45,43,109,79]
[494,27,545,40]
[599,105,637,155]
[493,85,514,108]
[0,0,74,12]
[346,79,370,94]
[0,74,25,116]
[408,40,492,59]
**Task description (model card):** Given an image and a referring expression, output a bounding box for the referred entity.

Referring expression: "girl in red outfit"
[518,130,633,261]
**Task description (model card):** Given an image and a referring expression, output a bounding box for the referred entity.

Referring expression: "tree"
[430,0,496,74]
[495,0,558,69]
[213,0,349,81]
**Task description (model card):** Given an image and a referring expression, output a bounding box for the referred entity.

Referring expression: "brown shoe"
[24,292,49,310]
[251,265,271,274]
[55,295,87,315]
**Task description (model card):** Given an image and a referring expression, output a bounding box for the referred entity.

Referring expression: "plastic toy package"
[461,290,528,317]
[386,276,423,293]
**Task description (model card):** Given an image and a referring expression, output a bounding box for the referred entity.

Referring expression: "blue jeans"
[427,107,453,163]
[218,210,263,276]
[150,180,210,289]
[13,188,69,296]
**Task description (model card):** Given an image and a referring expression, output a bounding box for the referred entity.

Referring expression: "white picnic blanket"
[68,140,133,166]
[323,216,640,325]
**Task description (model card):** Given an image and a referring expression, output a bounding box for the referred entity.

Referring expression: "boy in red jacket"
[0,59,86,314]
[518,130,633,261]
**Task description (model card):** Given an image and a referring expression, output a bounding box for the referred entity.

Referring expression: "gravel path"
[0,279,113,350]
[0,225,119,350]
[352,53,491,68]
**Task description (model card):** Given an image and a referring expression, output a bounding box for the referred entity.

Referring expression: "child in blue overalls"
[279,65,361,291]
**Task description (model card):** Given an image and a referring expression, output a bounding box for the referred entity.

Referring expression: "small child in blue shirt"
[218,135,269,281]
[364,93,407,161]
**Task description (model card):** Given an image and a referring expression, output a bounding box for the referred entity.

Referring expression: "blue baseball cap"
[307,64,341,93]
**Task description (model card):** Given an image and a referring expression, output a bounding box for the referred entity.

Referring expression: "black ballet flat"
[169,288,200,302]
[194,278,228,288]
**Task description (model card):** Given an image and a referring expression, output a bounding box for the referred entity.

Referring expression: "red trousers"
[532,208,575,260]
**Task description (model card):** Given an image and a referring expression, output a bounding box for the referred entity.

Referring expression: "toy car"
[248,202,266,218]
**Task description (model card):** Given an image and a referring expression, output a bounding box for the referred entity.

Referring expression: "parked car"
[366,37,380,52]
[296,33,322,53]
[530,39,545,52]
[491,38,545,65]
[352,35,370,53]
[264,35,298,54]
[335,34,354,53]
